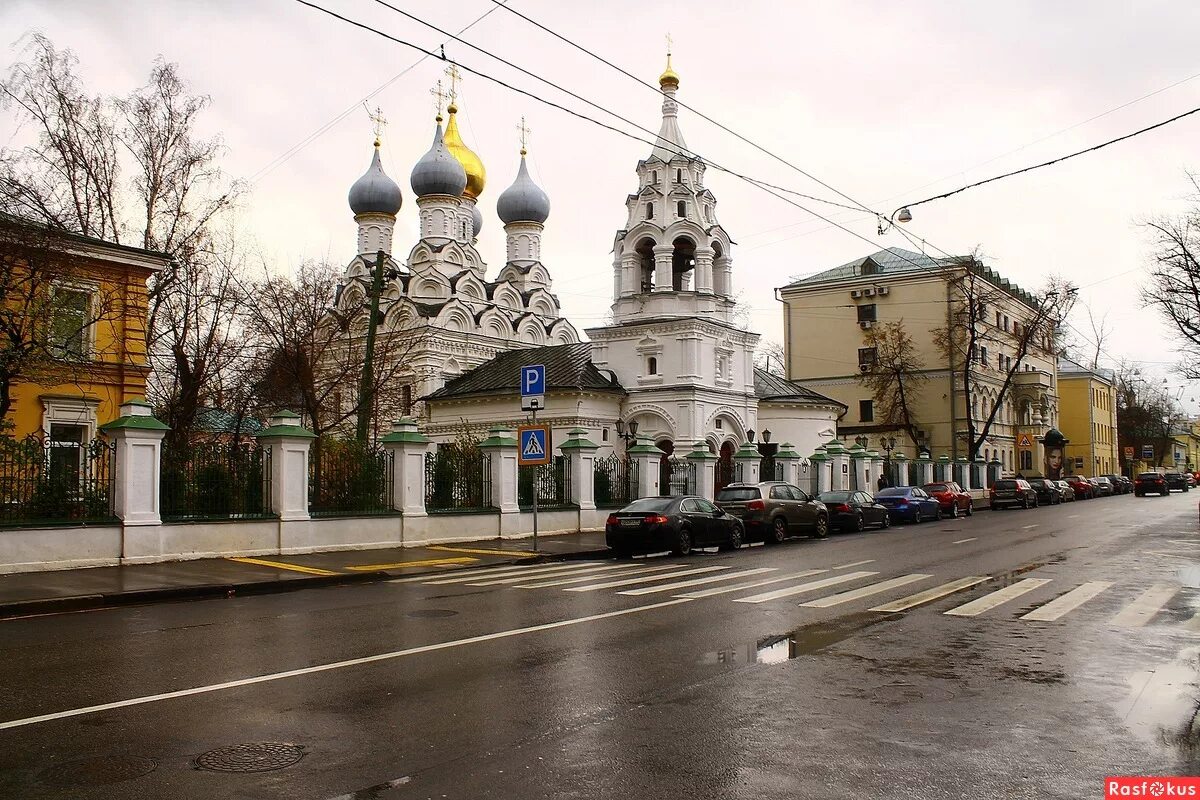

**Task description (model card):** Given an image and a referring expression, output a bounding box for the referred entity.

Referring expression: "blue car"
[873,487,943,524]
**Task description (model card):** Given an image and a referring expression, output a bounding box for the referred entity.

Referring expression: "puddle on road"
[1121,647,1200,771]
[700,613,890,666]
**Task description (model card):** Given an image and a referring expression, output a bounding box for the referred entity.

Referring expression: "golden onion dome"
[658,53,680,89]
[442,103,486,199]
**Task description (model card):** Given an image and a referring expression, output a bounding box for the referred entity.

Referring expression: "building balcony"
[1012,369,1054,391]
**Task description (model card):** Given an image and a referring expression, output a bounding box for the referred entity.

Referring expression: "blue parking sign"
[520,364,545,397]
[518,425,551,466]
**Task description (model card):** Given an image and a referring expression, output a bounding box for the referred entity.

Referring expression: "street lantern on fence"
[614,418,639,450]
[854,435,869,449]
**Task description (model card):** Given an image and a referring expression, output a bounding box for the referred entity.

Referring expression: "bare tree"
[860,321,928,447]
[754,340,786,377]
[1114,361,1183,472]
[934,255,1077,459]
[1142,173,1200,378]
[0,215,124,420]
[1083,304,1113,370]
[241,260,420,442]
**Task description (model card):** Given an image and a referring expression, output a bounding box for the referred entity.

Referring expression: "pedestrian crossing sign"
[1017,433,1034,448]
[518,425,551,466]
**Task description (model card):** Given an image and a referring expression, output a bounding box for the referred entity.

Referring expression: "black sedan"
[1134,472,1169,496]
[1026,478,1063,505]
[1164,472,1191,493]
[606,496,744,557]
[817,490,892,532]
[874,487,943,524]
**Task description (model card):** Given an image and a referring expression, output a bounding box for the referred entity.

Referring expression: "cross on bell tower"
[516,116,531,156]
[365,104,387,147]
[429,80,448,121]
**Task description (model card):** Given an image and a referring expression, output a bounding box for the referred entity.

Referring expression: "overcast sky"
[4,0,1199,411]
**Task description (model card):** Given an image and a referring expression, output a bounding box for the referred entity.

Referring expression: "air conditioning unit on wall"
[859,320,875,330]
[859,363,871,373]
[850,289,862,299]
[877,286,890,296]
[862,287,876,297]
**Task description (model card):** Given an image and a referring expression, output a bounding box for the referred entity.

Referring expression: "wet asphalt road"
[1,491,1198,799]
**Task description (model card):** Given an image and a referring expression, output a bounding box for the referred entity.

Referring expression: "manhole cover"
[407,609,458,618]
[871,684,954,704]
[195,743,305,773]
[39,755,157,787]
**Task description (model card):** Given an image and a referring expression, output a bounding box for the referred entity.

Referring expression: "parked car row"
[989,474,1138,508]
[1135,471,1192,496]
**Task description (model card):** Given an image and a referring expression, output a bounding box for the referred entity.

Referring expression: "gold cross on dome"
[365,104,387,144]
[444,63,462,103]
[517,117,530,154]
[430,80,447,119]
[666,31,673,55]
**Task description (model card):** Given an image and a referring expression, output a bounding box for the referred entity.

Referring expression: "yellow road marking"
[346,557,479,571]
[427,545,539,557]
[228,557,341,577]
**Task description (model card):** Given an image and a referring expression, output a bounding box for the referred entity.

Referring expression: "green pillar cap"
[823,440,846,455]
[867,450,883,461]
[479,425,518,448]
[381,417,431,444]
[893,452,909,462]
[560,427,599,451]
[734,441,760,460]
[954,456,969,463]
[100,398,169,432]
[775,443,801,459]
[256,409,315,439]
[626,435,665,456]
[848,444,868,459]
[687,441,718,461]
[809,450,830,462]
[937,454,952,464]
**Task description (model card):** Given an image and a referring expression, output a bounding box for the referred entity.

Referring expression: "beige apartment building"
[1056,357,1118,477]
[779,248,1061,474]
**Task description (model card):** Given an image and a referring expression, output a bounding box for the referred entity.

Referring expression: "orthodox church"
[328,79,579,420]
[419,54,844,466]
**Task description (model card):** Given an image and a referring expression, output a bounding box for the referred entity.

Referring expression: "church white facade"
[423,55,844,469]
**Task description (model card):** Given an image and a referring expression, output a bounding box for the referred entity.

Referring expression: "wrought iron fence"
[760,456,784,482]
[309,440,395,517]
[425,448,492,512]
[593,455,638,507]
[716,458,735,491]
[0,434,115,526]
[518,455,572,509]
[907,462,922,486]
[161,441,271,522]
[660,457,696,496]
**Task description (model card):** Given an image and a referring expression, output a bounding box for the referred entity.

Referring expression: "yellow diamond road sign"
[1017,433,1034,448]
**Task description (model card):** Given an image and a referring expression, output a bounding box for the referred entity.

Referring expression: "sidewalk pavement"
[0,531,612,618]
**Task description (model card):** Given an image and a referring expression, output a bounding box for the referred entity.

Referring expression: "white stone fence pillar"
[825,440,850,491]
[255,410,315,521]
[560,427,600,510]
[686,441,717,500]
[381,417,435,516]
[891,454,909,488]
[734,441,761,484]
[627,437,664,499]
[480,426,520,513]
[99,397,168,526]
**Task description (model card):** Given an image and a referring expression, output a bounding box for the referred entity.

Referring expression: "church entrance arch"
[636,237,656,293]
[657,439,674,496]
[717,440,736,492]
[671,236,696,291]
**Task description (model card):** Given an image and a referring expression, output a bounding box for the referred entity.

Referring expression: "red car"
[1066,476,1095,500]
[922,481,974,517]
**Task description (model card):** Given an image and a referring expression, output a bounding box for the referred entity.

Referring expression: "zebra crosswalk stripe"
[732,571,878,604]
[617,568,776,596]
[512,564,683,589]
[869,576,990,613]
[674,569,827,600]
[466,564,631,586]
[563,566,731,592]
[1110,583,1179,627]
[944,578,1052,617]
[419,561,605,585]
[800,574,933,609]
[1020,581,1113,621]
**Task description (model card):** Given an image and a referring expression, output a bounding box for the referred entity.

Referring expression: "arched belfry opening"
[672,236,695,291]
[636,237,656,293]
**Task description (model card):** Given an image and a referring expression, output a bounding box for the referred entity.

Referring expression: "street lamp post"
[614,419,639,452]
[879,435,897,486]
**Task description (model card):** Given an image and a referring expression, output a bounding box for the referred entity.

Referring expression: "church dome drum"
[471,203,484,237]
[410,122,468,198]
[497,154,550,225]
[348,143,403,216]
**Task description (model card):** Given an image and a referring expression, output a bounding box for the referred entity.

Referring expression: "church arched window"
[671,236,696,290]
[651,170,658,185]
[647,356,658,375]
[646,202,654,220]
[636,237,656,292]
[676,168,683,184]
[677,200,686,218]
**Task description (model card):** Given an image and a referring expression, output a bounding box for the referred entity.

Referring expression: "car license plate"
[620,519,641,528]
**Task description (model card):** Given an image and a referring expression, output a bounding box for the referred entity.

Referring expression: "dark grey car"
[715,482,829,543]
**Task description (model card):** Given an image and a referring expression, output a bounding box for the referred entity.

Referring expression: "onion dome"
[348,140,403,216]
[659,52,680,89]
[443,102,486,199]
[497,151,550,225]
[410,120,467,198]
[471,203,483,238]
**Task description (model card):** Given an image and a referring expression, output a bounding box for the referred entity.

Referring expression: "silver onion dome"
[348,143,403,216]
[410,122,468,198]
[496,153,550,224]
[471,204,483,238]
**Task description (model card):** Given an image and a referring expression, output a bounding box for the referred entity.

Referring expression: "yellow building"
[1056,358,1118,477]
[779,248,1060,472]
[1,215,168,445]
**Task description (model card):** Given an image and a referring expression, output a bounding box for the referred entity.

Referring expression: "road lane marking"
[944,578,1052,617]
[832,559,875,570]
[0,597,696,731]
[227,557,341,577]
[421,562,601,585]
[870,576,990,612]
[1021,581,1113,621]
[676,569,827,599]
[800,574,933,608]
[468,564,633,586]
[617,568,776,596]
[347,557,478,571]
[427,545,539,557]
[1068,515,1080,519]
[564,566,730,592]
[513,564,682,588]
[1111,584,1180,627]
[1022,524,1039,530]
[733,571,877,604]
[952,538,977,544]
